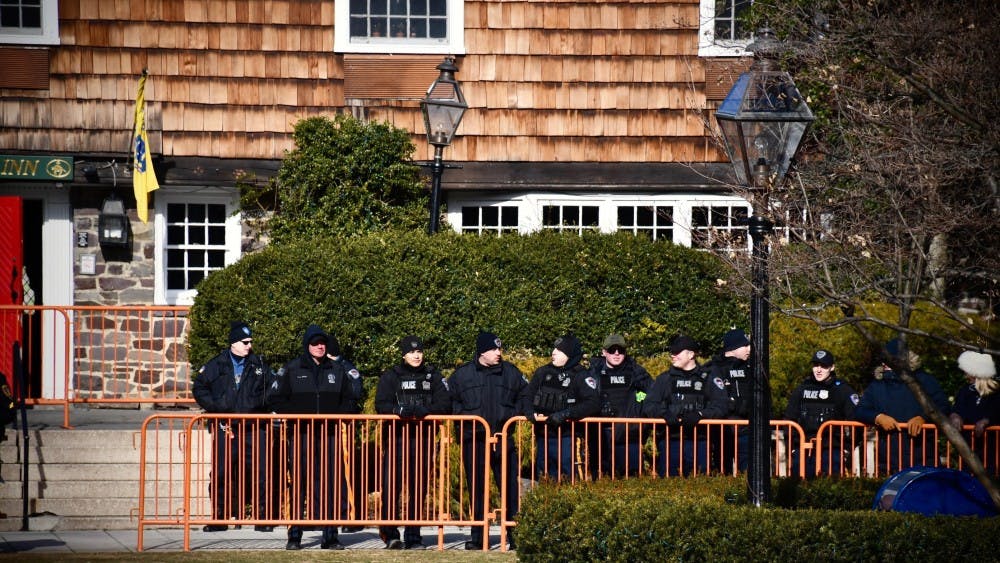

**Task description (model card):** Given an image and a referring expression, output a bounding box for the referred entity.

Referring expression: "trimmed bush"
[188,230,744,379]
[516,477,1000,562]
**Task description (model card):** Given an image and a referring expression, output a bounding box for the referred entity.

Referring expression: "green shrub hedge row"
[516,477,999,562]
[188,230,744,374]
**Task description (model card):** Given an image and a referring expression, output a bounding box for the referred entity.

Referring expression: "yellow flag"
[132,70,159,223]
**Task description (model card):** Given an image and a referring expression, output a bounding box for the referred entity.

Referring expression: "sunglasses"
[606,347,626,355]
[239,340,253,345]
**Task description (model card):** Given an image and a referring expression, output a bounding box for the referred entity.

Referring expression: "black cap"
[398,335,423,355]
[811,349,835,367]
[476,331,502,356]
[669,335,698,355]
[722,329,750,352]
[228,321,251,344]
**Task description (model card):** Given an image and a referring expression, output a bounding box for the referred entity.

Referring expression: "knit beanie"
[228,321,251,344]
[476,331,502,356]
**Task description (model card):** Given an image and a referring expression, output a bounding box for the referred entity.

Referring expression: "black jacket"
[269,325,359,415]
[526,362,601,424]
[375,361,451,416]
[193,349,269,414]
[588,356,652,418]
[644,363,729,427]
[449,359,530,433]
[784,375,858,438]
[705,353,752,419]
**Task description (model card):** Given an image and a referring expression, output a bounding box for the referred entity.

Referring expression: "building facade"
[0,0,753,398]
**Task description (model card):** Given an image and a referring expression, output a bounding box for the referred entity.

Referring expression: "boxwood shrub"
[516,477,999,562]
[188,230,744,379]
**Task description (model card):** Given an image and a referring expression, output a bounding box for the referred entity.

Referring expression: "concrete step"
[1,462,203,482]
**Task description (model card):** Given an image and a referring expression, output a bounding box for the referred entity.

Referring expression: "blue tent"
[874,466,997,517]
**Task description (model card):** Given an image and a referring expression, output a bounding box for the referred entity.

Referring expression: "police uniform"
[448,331,530,549]
[192,323,270,529]
[586,355,652,477]
[373,336,450,549]
[706,353,752,473]
[644,363,728,476]
[269,324,358,550]
[784,369,858,477]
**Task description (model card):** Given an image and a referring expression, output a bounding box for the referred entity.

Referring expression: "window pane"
[429,18,446,38]
[501,207,517,227]
[617,206,634,227]
[371,0,388,14]
[188,204,206,223]
[188,251,205,268]
[208,250,226,268]
[429,0,446,15]
[188,225,205,245]
[350,0,366,14]
[582,206,599,226]
[167,270,185,290]
[207,204,226,223]
[461,206,478,227]
[167,203,185,222]
[657,206,674,225]
[636,206,653,227]
[411,0,427,15]
[208,226,226,245]
[692,206,708,227]
[188,270,205,289]
[563,206,579,226]
[542,206,559,226]
[167,249,184,268]
[481,206,499,226]
[167,225,184,244]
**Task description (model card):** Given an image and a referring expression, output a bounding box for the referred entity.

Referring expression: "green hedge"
[516,478,1000,562]
[188,230,744,376]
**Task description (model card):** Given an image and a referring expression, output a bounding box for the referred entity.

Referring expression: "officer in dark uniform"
[269,324,358,551]
[448,331,531,551]
[585,334,652,478]
[644,335,728,477]
[374,335,450,550]
[784,350,859,477]
[192,321,273,532]
[526,333,600,480]
[706,328,752,474]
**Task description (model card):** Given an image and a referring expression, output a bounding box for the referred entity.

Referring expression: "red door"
[0,196,23,397]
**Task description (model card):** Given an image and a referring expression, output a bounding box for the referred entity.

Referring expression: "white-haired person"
[949,351,1000,474]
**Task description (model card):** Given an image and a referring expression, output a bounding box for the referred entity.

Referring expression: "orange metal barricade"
[815,421,1000,478]
[137,413,493,552]
[1,305,192,427]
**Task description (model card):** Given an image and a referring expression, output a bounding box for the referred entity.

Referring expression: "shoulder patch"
[348,369,361,379]
[198,365,205,374]
[585,376,597,390]
[713,377,726,390]
[850,393,860,405]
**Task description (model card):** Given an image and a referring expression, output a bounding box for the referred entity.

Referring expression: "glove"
[874,413,898,432]
[396,405,415,419]
[974,418,989,437]
[601,402,617,417]
[680,411,702,428]
[948,413,964,430]
[906,415,925,437]
[409,405,429,419]
[547,410,569,427]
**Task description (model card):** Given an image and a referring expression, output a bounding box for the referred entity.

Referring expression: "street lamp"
[421,56,467,233]
[715,28,814,506]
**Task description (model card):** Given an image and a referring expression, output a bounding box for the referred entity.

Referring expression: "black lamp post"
[715,28,814,506]
[421,56,467,233]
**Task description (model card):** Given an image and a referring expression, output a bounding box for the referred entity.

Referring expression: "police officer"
[586,334,652,478]
[527,333,600,480]
[784,350,859,477]
[374,335,450,550]
[706,328,752,474]
[269,324,358,551]
[644,335,727,477]
[192,321,272,532]
[854,338,951,475]
[449,331,530,551]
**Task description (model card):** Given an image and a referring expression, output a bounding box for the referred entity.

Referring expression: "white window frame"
[0,0,60,45]
[698,0,752,58]
[446,192,752,251]
[458,203,519,235]
[334,0,465,55]
[153,189,241,306]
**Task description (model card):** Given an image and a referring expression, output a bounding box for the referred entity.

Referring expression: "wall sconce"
[98,195,130,247]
